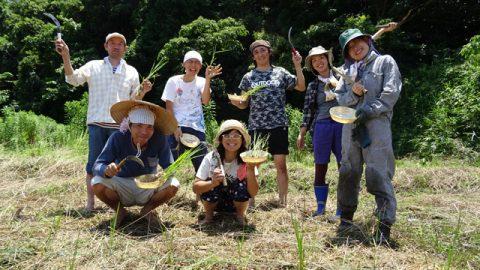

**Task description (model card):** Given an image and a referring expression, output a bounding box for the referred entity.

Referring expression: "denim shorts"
[313,118,342,164]
[86,125,117,174]
[200,178,250,212]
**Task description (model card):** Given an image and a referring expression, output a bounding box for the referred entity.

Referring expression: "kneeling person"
[193,120,261,225]
[92,100,178,226]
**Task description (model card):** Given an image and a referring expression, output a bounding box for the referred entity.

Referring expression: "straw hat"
[214,120,251,147]
[304,45,333,72]
[110,100,177,135]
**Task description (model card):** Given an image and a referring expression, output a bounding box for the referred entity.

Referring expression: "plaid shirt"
[66,57,140,124]
[300,75,339,131]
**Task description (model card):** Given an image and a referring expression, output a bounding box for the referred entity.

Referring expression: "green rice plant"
[445,211,463,269]
[43,216,61,253]
[108,205,120,251]
[291,214,305,270]
[164,147,201,179]
[240,84,266,98]
[68,232,81,270]
[206,45,231,67]
[135,54,169,96]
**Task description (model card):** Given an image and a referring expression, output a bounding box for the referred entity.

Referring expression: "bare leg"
[140,186,178,216]
[274,154,288,207]
[92,183,127,226]
[248,197,255,209]
[199,200,218,224]
[233,201,249,225]
[86,173,95,211]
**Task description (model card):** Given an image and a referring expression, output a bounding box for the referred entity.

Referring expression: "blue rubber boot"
[313,185,329,216]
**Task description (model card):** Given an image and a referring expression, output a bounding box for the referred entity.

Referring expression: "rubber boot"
[313,185,328,216]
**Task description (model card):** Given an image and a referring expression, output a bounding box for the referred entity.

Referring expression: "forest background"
[0,0,479,161]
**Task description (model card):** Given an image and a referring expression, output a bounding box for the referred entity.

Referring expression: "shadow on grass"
[48,207,109,219]
[91,212,175,240]
[191,212,256,237]
[255,198,285,212]
[325,221,399,250]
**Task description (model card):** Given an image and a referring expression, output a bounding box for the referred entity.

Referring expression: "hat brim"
[214,123,251,147]
[110,100,178,135]
[342,33,372,57]
[305,49,331,72]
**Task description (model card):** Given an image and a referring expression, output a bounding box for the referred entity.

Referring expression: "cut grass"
[0,150,478,269]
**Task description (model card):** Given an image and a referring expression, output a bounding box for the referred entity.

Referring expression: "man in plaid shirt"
[55,32,152,212]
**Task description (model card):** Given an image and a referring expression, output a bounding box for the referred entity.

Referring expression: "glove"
[352,124,371,148]
[325,90,336,102]
[355,105,374,124]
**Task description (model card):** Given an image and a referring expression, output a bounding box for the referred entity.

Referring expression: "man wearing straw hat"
[55,32,153,212]
[91,100,178,226]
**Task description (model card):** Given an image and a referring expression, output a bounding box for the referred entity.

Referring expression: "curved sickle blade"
[288,26,297,53]
[43,13,62,39]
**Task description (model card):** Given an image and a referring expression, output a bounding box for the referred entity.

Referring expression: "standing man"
[231,40,305,207]
[335,28,402,244]
[55,32,152,211]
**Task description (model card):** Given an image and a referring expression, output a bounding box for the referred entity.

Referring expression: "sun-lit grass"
[0,149,478,269]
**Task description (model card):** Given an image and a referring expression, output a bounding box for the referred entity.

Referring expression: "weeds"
[291,214,306,270]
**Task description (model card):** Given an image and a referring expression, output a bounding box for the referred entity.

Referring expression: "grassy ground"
[0,149,479,269]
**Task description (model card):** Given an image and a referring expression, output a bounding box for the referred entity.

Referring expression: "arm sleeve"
[368,56,402,117]
[300,82,316,129]
[92,134,117,177]
[65,61,92,87]
[238,73,251,93]
[335,76,360,107]
[131,69,140,97]
[157,135,174,169]
[161,77,177,102]
[195,152,213,180]
[282,68,297,91]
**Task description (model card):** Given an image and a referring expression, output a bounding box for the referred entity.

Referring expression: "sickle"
[43,13,62,40]
[288,26,297,54]
[117,155,144,169]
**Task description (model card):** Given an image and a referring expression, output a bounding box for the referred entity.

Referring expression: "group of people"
[55,22,401,244]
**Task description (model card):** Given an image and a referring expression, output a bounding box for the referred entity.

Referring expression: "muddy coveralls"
[335,50,402,225]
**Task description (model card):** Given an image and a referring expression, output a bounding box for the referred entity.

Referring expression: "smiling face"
[311,54,330,76]
[182,59,202,77]
[130,123,154,147]
[347,37,370,61]
[220,129,243,154]
[252,46,271,67]
[104,37,127,60]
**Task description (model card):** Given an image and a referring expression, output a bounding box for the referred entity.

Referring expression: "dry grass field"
[0,150,479,269]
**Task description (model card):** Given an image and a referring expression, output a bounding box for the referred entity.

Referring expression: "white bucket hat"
[304,45,334,72]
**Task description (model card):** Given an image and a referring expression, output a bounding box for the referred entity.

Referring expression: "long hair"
[217,130,247,165]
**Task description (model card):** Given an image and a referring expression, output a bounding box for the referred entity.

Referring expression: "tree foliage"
[0,0,479,159]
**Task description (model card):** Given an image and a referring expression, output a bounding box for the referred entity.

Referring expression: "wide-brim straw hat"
[304,45,333,72]
[214,119,251,147]
[110,100,177,135]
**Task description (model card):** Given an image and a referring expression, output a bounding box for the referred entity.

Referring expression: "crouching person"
[193,120,261,226]
[92,100,179,227]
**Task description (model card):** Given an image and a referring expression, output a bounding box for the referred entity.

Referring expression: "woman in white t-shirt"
[193,120,262,225]
[161,50,222,171]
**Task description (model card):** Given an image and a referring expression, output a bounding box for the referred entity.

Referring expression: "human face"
[347,37,370,61]
[104,37,127,60]
[130,123,154,147]
[221,130,243,154]
[182,59,202,77]
[311,54,329,76]
[252,46,271,67]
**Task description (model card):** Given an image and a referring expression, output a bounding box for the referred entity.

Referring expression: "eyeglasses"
[222,134,242,139]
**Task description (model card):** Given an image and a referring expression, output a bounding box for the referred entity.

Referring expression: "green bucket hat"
[339,28,371,57]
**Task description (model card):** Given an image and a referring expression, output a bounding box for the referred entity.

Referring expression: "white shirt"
[65,57,140,124]
[196,152,258,181]
[161,75,208,132]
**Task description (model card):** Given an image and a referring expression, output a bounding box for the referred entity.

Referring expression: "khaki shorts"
[92,175,180,207]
